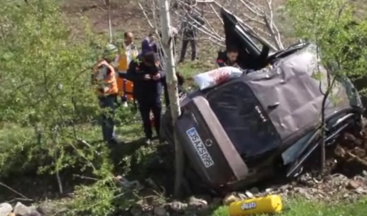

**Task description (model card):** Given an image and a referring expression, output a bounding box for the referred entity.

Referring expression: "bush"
[0,0,138,214]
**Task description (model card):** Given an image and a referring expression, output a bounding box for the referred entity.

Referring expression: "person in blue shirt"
[141,32,158,54]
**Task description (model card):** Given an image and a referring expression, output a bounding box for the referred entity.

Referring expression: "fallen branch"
[0,181,32,201]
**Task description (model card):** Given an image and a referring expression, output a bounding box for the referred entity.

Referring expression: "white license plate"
[186,127,214,168]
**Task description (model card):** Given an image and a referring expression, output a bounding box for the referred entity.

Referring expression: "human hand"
[152,73,161,80]
[144,74,151,80]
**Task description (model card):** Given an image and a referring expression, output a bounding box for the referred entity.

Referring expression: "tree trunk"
[159,0,184,197]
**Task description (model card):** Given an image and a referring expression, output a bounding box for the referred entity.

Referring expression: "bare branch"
[264,0,284,49]
[240,0,264,16]
[0,181,32,200]
[209,3,223,24]
[138,2,154,28]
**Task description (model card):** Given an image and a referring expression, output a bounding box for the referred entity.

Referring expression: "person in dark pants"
[158,27,178,57]
[162,72,185,107]
[178,8,205,63]
[126,52,165,144]
[92,44,119,144]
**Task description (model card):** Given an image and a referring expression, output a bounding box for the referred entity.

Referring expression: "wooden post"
[159,0,184,197]
[105,0,113,43]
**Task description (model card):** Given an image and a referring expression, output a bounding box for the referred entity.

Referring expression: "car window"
[207,81,280,158]
[236,23,264,52]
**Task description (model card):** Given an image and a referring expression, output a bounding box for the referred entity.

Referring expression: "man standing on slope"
[114,32,139,107]
[126,51,164,144]
[141,32,158,54]
[178,7,205,63]
[92,44,119,144]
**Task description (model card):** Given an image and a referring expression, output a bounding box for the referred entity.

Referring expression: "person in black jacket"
[178,8,205,63]
[126,52,165,144]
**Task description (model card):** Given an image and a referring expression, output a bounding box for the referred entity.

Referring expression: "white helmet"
[103,43,118,57]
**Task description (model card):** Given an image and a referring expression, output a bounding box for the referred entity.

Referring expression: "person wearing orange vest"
[92,44,119,144]
[114,32,138,107]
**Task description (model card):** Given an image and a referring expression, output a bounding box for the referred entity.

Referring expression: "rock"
[153,206,167,216]
[167,201,188,212]
[355,187,367,194]
[331,174,348,186]
[140,212,153,216]
[347,180,360,190]
[265,188,273,193]
[211,197,222,206]
[244,191,254,198]
[187,197,208,209]
[129,206,143,216]
[294,187,312,200]
[130,203,153,216]
[37,202,67,216]
[362,170,367,177]
[237,193,247,200]
[0,203,12,216]
[13,203,40,216]
[248,187,259,194]
[279,184,290,192]
[223,194,239,206]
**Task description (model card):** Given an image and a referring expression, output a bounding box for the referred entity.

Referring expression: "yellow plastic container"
[228,195,282,216]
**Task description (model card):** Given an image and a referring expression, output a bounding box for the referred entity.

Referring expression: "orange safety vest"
[115,46,137,100]
[93,60,118,96]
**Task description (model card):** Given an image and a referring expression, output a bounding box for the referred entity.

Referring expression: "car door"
[220,8,270,70]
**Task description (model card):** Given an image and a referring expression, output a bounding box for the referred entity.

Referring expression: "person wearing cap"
[114,32,138,107]
[92,44,119,144]
[126,51,165,144]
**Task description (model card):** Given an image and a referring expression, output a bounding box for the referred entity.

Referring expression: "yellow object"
[115,44,138,98]
[228,195,282,216]
[116,45,138,72]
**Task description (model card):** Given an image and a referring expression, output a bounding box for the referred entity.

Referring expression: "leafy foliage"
[0,0,139,214]
[286,0,367,81]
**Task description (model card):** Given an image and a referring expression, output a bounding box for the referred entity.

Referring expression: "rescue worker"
[92,44,119,144]
[216,46,239,68]
[178,8,205,63]
[114,32,138,107]
[127,51,164,144]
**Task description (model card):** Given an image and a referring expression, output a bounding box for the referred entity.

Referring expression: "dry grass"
[58,0,366,70]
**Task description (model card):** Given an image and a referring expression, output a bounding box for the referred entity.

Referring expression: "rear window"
[207,81,280,158]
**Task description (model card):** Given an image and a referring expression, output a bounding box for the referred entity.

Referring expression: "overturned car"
[161,9,364,193]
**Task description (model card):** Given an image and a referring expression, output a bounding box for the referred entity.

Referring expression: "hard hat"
[103,43,118,57]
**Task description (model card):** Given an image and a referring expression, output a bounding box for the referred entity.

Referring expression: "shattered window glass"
[207,82,281,158]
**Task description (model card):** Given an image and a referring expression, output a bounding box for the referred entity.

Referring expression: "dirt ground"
[60,0,150,38]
